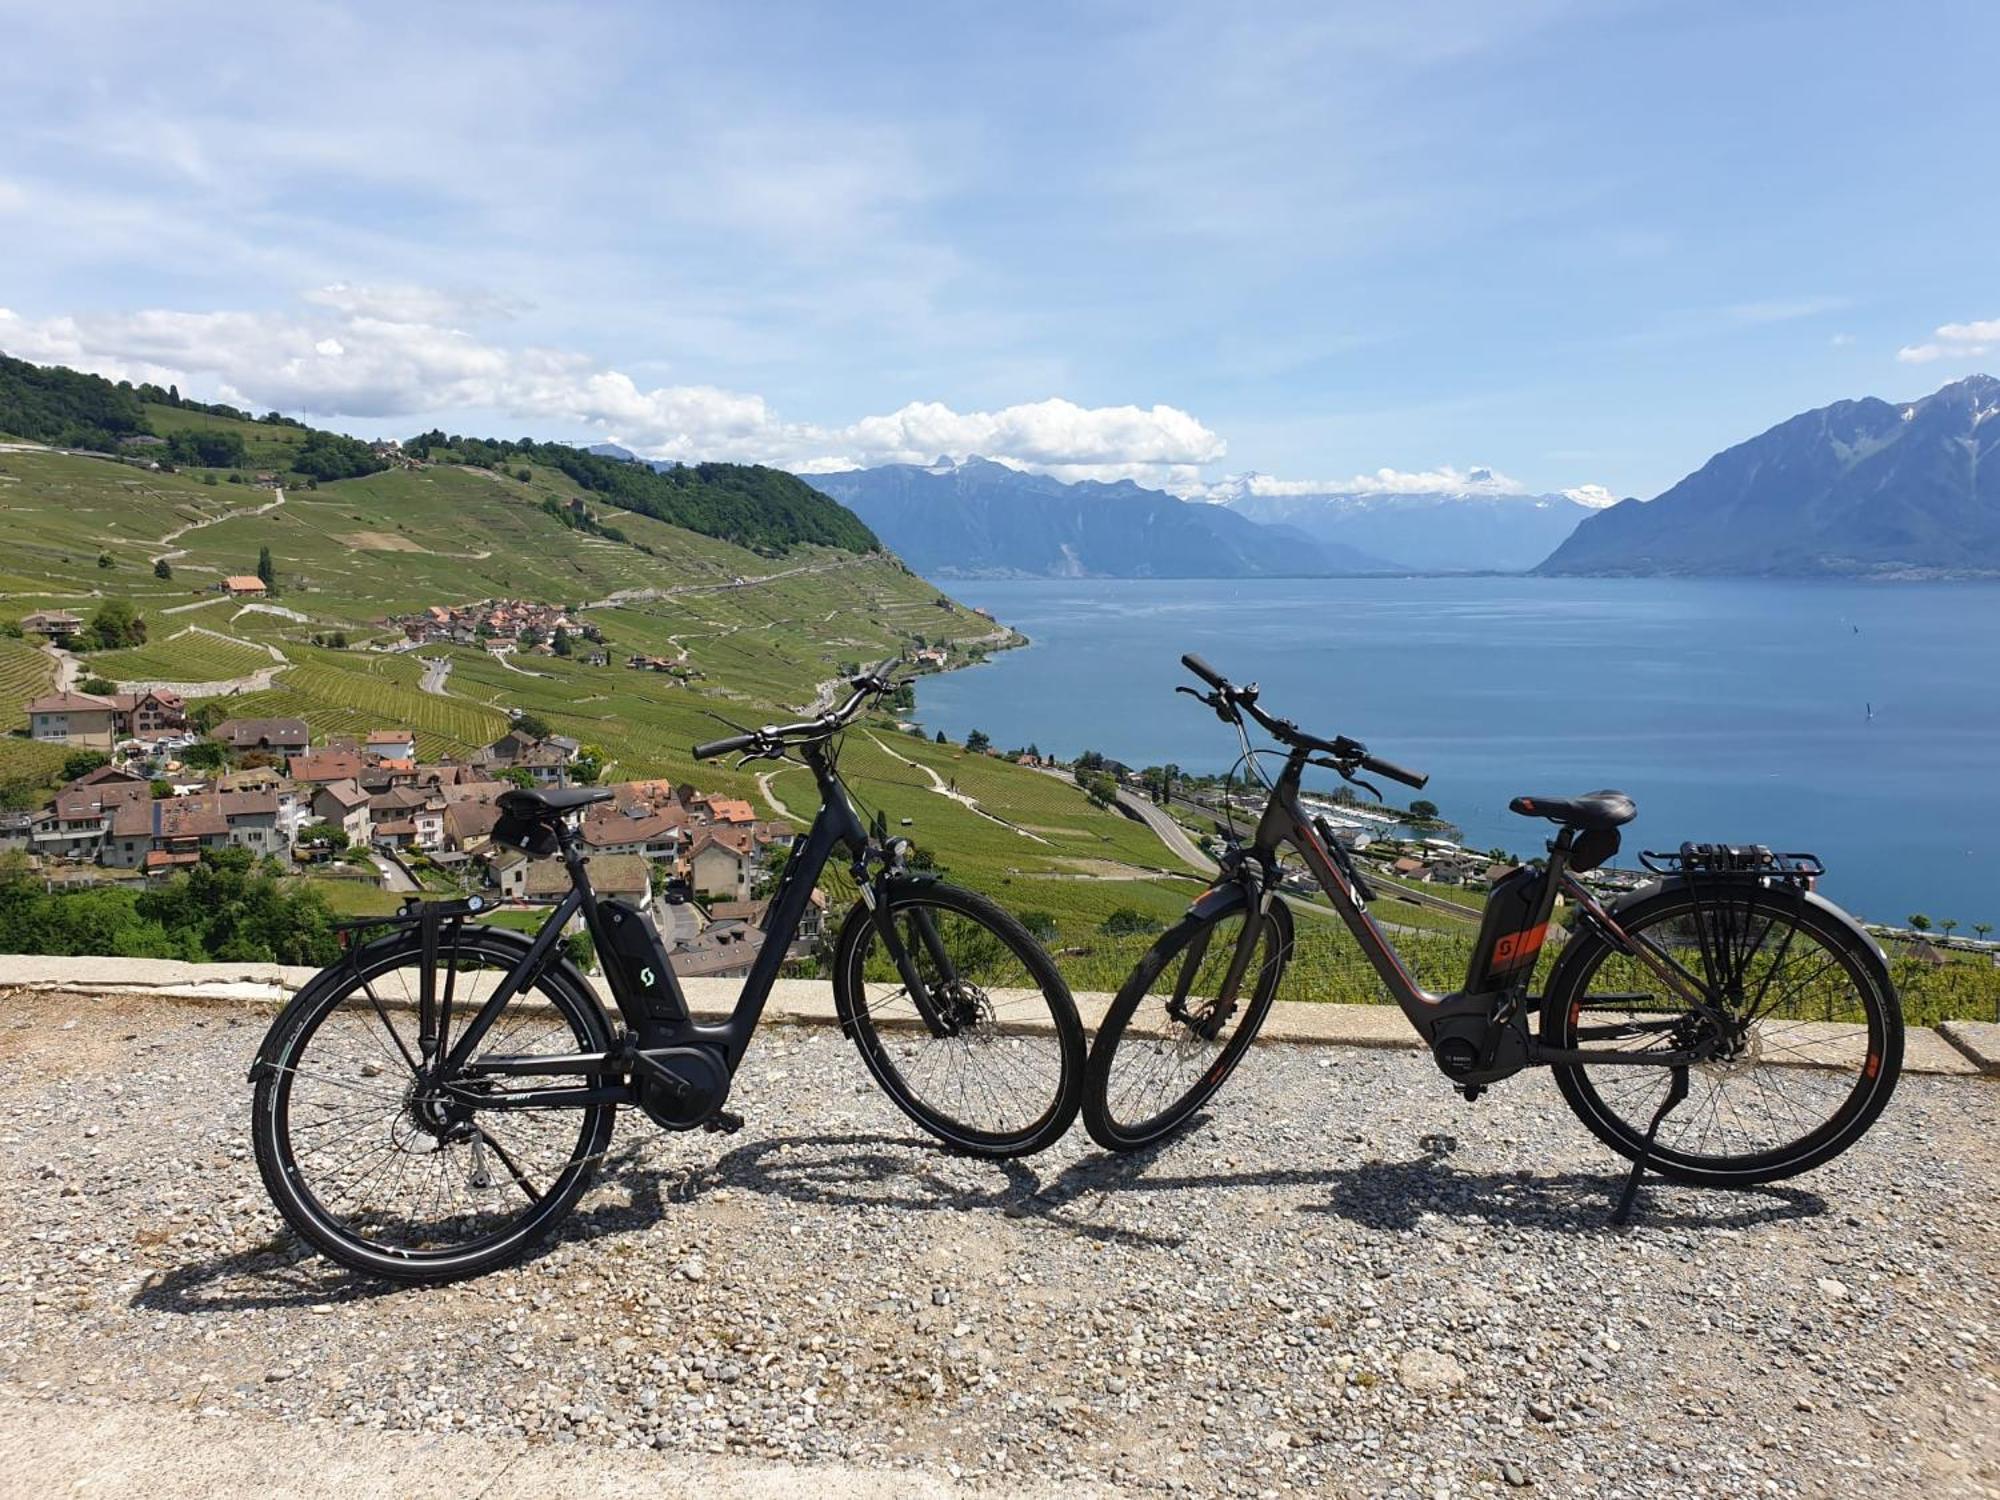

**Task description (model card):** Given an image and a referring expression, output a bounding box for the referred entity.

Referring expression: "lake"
[915,576,2000,926]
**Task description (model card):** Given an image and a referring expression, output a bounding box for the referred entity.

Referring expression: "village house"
[580,802,686,860]
[220,575,268,598]
[367,785,446,851]
[310,779,373,846]
[30,780,150,862]
[20,609,83,642]
[109,689,188,740]
[687,831,751,903]
[474,730,570,785]
[288,748,365,786]
[364,729,417,762]
[211,717,311,754]
[100,789,289,871]
[26,691,121,749]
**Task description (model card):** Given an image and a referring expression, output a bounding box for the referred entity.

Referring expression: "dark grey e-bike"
[1081,656,1903,1217]
[251,667,1083,1282]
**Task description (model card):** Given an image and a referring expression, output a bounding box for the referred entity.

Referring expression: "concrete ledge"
[1939,1019,2000,1075]
[0,953,1986,1077]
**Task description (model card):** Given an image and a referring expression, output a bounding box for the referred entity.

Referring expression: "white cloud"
[1897,316,2000,364]
[0,293,1225,484]
[1199,464,1529,499]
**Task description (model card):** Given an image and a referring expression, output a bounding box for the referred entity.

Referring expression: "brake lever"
[1311,755,1382,805]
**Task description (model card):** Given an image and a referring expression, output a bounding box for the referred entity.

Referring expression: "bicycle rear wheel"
[1081,893,1292,1152]
[251,927,615,1282]
[833,881,1084,1157]
[1541,887,1902,1186]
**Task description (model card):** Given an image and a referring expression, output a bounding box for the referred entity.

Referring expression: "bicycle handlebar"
[691,660,907,760]
[1179,654,1428,789]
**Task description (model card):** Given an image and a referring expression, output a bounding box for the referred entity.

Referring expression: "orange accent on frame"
[1493,922,1550,967]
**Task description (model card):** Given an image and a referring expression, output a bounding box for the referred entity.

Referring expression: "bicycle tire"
[832,880,1084,1157]
[251,926,616,1283]
[1081,892,1292,1152]
[1540,886,1902,1186]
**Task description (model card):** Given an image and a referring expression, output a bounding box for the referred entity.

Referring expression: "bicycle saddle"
[1508,790,1636,831]
[498,785,614,820]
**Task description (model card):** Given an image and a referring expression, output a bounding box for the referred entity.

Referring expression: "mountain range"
[803,457,1399,578]
[1209,473,1609,573]
[1540,374,2000,577]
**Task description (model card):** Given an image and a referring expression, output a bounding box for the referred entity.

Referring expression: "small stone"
[931,1287,950,1307]
[1500,1459,1530,1487]
[360,1061,384,1078]
[678,1257,706,1283]
[1796,1396,1816,1412]
[1527,1398,1557,1423]
[1395,1348,1465,1395]
[1816,1277,1850,1302]
[265,1366,293,1383]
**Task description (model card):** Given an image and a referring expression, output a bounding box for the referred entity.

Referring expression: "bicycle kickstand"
[1611,1065,1689,1226]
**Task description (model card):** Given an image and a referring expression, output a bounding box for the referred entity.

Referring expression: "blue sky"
[1,0,1994,499]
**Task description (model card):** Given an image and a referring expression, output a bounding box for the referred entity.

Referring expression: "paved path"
[0,1396,1074,1500]
[417,655,453,695]
[1027,766,1213,874]
[866,731,1052,845]
[368,853,419,893]
[756,766,805,825]
[149,487,286,567]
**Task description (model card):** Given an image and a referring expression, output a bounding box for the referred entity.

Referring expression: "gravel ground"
[1,989,1995,1499]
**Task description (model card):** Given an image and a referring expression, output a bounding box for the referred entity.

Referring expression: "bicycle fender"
[247,923,604,1082]
[1551,879,1895,1010]
[1186,879,1255,923]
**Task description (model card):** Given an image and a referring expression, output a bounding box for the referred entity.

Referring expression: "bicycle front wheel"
[833,881,1084,1157]
[1541,887,1903,1186]
[251,927,616,1283]
[1081,894,1293,1152]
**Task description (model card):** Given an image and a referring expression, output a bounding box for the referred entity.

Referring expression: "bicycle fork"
[859,877,964,1038]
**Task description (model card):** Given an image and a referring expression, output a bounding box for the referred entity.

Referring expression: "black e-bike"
[251,667,1084,1281]
[1081,656,1903,1216]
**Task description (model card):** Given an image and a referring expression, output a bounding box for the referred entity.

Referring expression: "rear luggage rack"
[1639,843,1823,887]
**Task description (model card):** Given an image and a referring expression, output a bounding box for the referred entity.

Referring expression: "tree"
[512,711,552,739]
[1410,799,1440,821]
[1907,914,1931,932]
[563,930,596,973]
[551,627,572,657]
[571,746,605,785]
[164,428,247,468]
[79,676,116,696]
[256,546,275,589]
[1975,923,1993,944]
[501,767,537,790]
[328,630,348,649]
[149,778,173,798]
[97,551,115,569]
[153,558,172,580]
[964,728,990,754]
[181,741,227,770]
[1940,918,1959,940]
[83,599,146,650]
[935,730,947,744]
[60,750,109,783]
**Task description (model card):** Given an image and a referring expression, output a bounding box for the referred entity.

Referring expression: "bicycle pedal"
[702,1110,745,1135]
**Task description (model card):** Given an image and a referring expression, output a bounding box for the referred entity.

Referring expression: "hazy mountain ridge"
[803,457,1399,578]
[1211,475,1605,573]
[1539,374,2000,577]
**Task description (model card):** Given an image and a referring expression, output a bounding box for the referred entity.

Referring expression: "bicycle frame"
[418,740,909,1114]
[1229,746,1730,1071]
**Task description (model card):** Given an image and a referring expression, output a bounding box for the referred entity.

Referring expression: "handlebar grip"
[1363,753,1428,790]
[692,732,759,761]
[1181,653,1228,690]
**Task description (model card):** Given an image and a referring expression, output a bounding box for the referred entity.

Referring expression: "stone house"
[26,692,121,749]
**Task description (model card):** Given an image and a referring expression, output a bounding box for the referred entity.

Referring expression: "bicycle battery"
[597,899,688,1022]
[1465,865,1550,994]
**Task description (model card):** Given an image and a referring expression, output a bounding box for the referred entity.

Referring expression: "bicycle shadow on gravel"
[130,1239,410,1316]
[702,1126,1826,1246]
